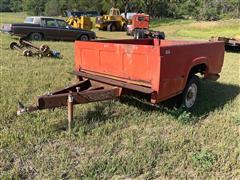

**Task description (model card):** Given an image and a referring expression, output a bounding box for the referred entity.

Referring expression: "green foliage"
[192,150,217,170]
[233,116,240,125]
[0,0,239,20]
[44,0,61,16]
[177,111,193,124]
[167,108,195,124]
[22,0,47,15]
[0,0,11,12]
[0,0,23,13]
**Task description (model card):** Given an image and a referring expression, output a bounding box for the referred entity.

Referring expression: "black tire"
[79,34,89,41]
[133,30,138,39]
[30,32,42,41]
[158,32,165,40]
[107,23,117,31]
[181,75,200,111]
[122,24,127,31]
[134,30,144,39]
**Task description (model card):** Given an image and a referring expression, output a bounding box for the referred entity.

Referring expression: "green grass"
[176,19,240,39]
[0,13,240,179]
[150,18,194,28]
[0,12,27,24]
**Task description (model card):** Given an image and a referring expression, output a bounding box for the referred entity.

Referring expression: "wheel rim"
[185,83,197,108]
[134,32,137,39]
[33,34,40,40]
[136,32,140,39]
[81,35,88,41]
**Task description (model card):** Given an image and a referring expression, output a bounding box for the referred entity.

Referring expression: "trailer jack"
[17,79,121,131]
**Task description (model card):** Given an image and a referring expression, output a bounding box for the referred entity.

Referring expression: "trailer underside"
[17,72,154,130]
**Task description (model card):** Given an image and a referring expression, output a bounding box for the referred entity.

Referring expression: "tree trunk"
[124,0,129,18]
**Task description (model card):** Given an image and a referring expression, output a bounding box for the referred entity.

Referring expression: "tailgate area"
[75,39,161,88]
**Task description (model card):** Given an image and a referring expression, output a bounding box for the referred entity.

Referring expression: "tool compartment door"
[75,40,161,90]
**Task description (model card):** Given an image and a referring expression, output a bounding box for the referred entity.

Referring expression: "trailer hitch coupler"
[17,101,39,115]
[17,101,28,115]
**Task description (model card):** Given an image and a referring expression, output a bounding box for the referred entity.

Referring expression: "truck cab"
[127,13,150,35]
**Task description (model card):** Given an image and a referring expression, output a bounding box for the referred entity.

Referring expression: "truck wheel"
[30,33,42,41]
[79,34,89,41]
[134,30,144,39]
[133,31,138,39]
[182,75,200,110]
[107,24,117,31]
[158,32,165,40]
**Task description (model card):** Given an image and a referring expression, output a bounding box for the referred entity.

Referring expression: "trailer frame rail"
[17,79,121,131]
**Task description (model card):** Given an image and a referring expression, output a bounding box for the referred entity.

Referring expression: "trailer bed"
[18,38,225,130]
[75,39,224,103]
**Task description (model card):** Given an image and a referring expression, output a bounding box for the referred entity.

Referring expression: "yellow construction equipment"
[66,16,93,30]
[95,8,128,31]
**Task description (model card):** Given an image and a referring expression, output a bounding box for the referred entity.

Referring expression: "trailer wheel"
[79,34,89,41]
[107,23,117,31]
[182,75,200,110]
[30,32,43,41]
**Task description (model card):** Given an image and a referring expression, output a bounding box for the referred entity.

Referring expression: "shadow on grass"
[121,80,240,121]
[193,80,240,116]
[55,80,239,132]
[225,46,240,53]
[81,103,113,124]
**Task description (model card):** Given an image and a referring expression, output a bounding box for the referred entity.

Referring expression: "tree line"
[1,0,239,20]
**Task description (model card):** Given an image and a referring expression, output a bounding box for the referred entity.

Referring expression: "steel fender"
[184,57,208,86]
[191,56,208,69]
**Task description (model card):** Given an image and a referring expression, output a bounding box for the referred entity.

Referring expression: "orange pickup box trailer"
[18,39,225,130]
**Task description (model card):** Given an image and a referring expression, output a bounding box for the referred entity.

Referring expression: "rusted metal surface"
[50,80,91,95]
[10,42,33,56]
[20,38,50,54]
[37,87,120,109]
[67,93,74,132]
[72,71,153,94]
[13,38,62,58]
[17,80,121,114]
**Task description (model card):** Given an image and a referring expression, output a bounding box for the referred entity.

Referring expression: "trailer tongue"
[19,80,120,111]
[18,79,122,130]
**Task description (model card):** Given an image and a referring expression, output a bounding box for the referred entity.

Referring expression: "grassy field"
[0,13,240,179]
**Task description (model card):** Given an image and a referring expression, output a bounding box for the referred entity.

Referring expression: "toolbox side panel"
[157,41,224,102]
